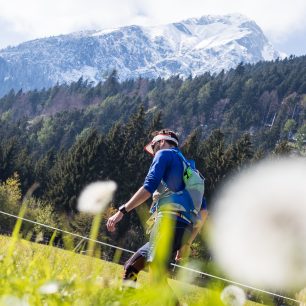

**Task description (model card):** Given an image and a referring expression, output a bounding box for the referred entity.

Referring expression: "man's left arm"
[175,209,208,261]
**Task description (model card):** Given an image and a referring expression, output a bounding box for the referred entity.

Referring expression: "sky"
[0,0,306,56]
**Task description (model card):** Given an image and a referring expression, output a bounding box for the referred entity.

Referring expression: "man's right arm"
[106,151,169,233]
[106,186,151,232]
[124,186,152,212]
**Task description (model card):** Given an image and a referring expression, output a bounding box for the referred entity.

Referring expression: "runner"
[106,129,205,284]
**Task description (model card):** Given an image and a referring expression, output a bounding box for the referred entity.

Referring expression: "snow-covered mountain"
[0,14,283,97]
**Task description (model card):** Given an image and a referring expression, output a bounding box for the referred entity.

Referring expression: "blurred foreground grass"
[0,235,263,305]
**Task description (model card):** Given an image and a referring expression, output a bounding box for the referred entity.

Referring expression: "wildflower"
[39,280,60,294]
[221,285,246,306]
[0,295,29,306]
[77,181,117,214]
[211,158,306,291]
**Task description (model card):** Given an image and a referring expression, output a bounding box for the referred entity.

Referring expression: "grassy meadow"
[0,234,265,306]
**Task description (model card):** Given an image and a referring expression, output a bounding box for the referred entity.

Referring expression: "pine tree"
[104,106,151,204]
[227,133,254,172]
[33,149,56,197]
[101,69,120,98]
[181,128,205,173]
[0,138,18,182]
[201,130,227,203]
[273,140,293,156]
[103,122,126,196]
[46,129,105,213]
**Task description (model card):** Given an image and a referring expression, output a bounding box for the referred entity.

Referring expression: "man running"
[106,129,205,283]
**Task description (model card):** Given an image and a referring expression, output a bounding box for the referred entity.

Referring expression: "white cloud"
[0,16,31,48]
[0,0,150,47]
[0,0,306,54]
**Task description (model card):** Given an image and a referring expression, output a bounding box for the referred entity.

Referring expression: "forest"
[0,55,305,258]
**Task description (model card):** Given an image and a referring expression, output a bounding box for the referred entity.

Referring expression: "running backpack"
[155,149,205,222]
[175,150,205,215]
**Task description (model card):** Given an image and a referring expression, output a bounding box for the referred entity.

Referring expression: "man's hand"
[106,211,123,232]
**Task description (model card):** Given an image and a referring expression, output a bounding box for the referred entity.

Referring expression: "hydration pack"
[155,149,205,223]
[176,150,205,215]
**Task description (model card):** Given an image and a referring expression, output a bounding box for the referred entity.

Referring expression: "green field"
[0,234,265,305]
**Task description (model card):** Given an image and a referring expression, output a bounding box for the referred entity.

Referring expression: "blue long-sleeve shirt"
[143,148,184,194]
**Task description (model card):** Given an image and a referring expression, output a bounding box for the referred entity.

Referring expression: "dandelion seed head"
[211,158,306,291]
[39,280,60,294]
[0,295,29,306]
[220,285,246,306]
[77,181,117,214]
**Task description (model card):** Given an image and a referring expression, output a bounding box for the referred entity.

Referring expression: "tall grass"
[0,234,229,305]
[0,177,281,305]
[0,204,268,306]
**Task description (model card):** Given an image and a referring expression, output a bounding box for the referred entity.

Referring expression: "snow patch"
[60,66,99,84]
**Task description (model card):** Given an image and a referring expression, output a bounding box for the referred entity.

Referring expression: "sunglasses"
[151,140,161,151]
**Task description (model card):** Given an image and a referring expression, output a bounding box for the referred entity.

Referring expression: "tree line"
[0,56,305,257]
[0,56,305,152]
[0,105,298,257]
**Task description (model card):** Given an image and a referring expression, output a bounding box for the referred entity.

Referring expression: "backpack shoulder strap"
[171,148,191,168]
[172,148,205,180]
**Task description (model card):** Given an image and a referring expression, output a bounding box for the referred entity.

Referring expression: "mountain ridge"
[0,14,283,97]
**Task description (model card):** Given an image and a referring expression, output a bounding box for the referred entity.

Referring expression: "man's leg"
[147,217,192,305]
[123,242,149,282]
[147,215,192,269]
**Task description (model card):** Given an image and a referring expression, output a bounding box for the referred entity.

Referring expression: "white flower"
[0,295,29,306]
[77,181,117,214]
[39,280,60,294]
[211,158,306,291]
[221,285,246,306]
